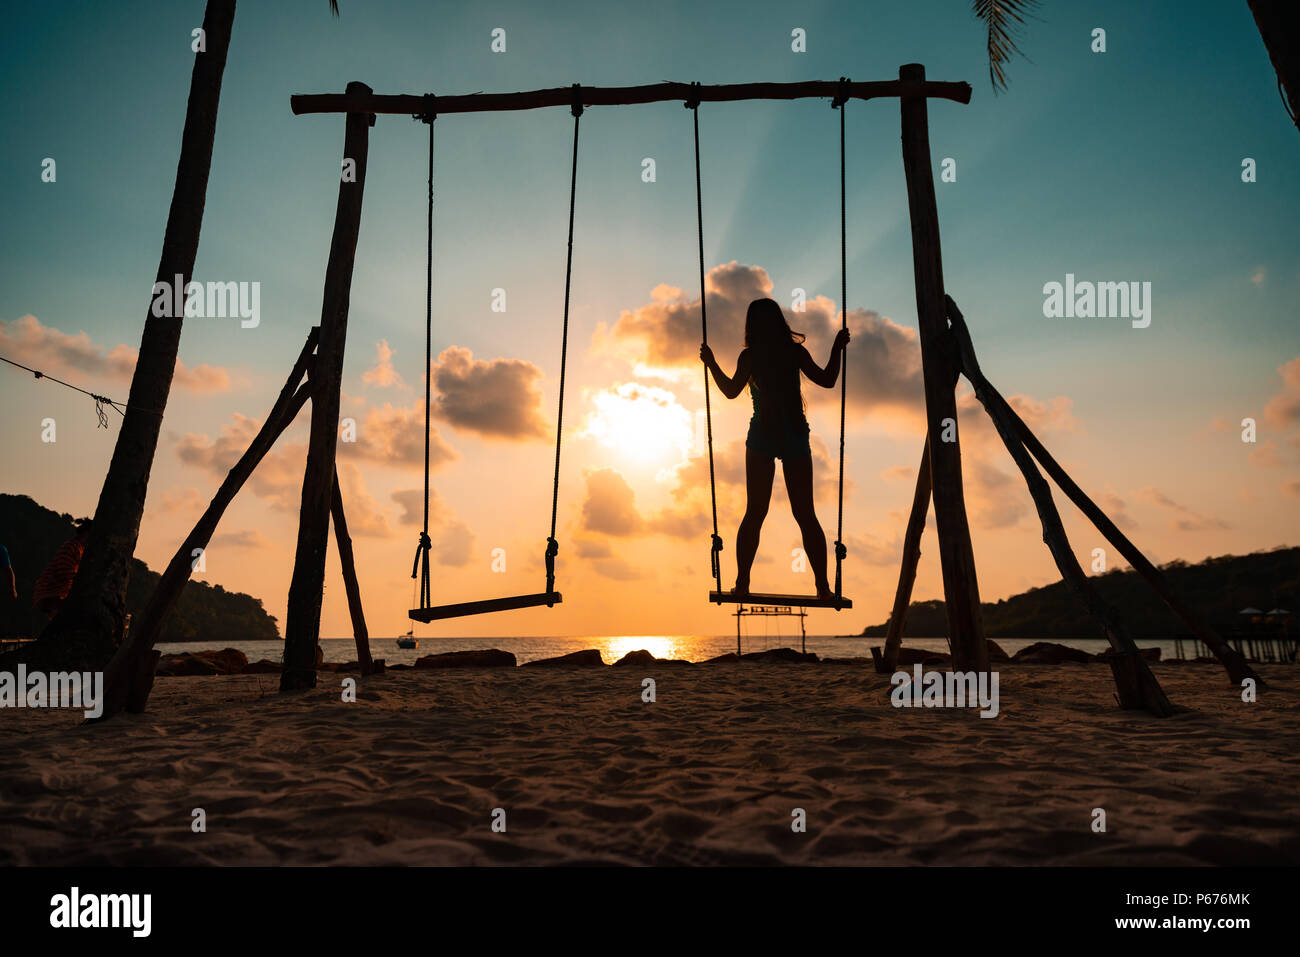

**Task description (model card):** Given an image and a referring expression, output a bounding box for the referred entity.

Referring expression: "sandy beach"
[1,658,1296,866]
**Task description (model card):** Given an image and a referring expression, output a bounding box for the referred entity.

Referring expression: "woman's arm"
[700,345,751,399]
[799,329,851,388]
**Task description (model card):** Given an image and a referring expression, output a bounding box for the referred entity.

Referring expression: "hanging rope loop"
[544,536,559,594]
[416,93,437,124]
[832,75,851,109]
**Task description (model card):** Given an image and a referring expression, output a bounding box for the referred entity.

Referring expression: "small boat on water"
[396,629,418,650]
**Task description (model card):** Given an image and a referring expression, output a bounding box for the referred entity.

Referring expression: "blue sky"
[2,1,1296,638]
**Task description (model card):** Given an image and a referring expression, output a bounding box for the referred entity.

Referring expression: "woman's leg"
[782,454,831,597]
[735,447,775,592]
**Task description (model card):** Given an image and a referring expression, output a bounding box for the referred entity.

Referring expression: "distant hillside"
[0,494,279,643]
[861,548,1299,638]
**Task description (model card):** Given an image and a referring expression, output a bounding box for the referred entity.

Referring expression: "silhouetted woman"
[700,298,849,599]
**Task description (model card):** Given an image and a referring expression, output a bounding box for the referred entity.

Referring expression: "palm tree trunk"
[0,0,237,674]
[1248,0,1300,134]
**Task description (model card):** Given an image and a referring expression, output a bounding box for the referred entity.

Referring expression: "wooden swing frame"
[101,65,1258,716]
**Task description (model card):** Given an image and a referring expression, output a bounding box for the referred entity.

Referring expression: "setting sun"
[582,383,695,465]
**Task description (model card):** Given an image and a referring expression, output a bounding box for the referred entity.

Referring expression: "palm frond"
[329,0,340,16]
[972,0,1040,94]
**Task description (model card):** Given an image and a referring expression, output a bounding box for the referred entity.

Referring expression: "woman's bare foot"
[733,579,751,598]
[815,580,835,601]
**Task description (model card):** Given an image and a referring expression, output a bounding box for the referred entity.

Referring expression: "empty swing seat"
[410,591,562,623]
[708,591,851,610]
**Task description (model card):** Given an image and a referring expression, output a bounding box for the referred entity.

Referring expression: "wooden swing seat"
[410,591,562,622]
[708,591,852,610]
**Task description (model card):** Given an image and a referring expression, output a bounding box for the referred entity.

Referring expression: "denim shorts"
[745,414,811,461]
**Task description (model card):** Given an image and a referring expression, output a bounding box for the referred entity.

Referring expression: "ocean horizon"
[155,634,1187,667]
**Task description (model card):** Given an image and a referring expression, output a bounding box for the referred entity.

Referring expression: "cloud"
[175,413,306,509]
[431,346,549,440]
[176,415,396,538]
[1136,487,1230,532]
[593,558,647,581]
[361,339,404,388]
[157,486,206,516]
[391,487,475,566]
[1,314,233,393]
[210,529,271,549]
[336,461,394,538]
[580,468,644,536]
[1251,266,1266,287]
[578,467,704,540]
[339,400,458,470]
[599,263,925,422]
[1096,491,1138,532]
[1264,357,1300,427]
[1248,439,1283,468]
[1284,480,1300,500]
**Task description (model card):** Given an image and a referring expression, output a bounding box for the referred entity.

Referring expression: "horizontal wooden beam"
[710,591,852,610]
[409,592,562,622]
[291,77,972,117]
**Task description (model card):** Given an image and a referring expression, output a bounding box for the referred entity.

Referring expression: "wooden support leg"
[96,329,319,719]
[945,297,1259,690]
[898,63,987,673]
[282,82,374,692]
[331,470,375,675]
[947,298,1173,716]
[879,435,932,674]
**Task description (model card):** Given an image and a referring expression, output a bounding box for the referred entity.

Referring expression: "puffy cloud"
[580,468,644,536]
[578,467,704,541]
[1264,357,1300,427]
[176,415,396,538]
[431,346,548,440]
[391,487,475,567]
[0,314,233,393]
[175,413,305,509]
[336,462,394,538]
[600,263,925,422]
[361,339,404,388]
[339,400,458,470]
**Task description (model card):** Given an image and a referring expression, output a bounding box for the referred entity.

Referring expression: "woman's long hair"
[743,298,806,428]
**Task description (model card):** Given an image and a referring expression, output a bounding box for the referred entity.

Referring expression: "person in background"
[0,544,15,601]
[32,519,92,620]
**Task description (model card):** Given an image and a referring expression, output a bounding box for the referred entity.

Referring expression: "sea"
[154,635,1196,668]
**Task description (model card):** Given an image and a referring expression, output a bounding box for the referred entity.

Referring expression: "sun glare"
[583,383,694,465]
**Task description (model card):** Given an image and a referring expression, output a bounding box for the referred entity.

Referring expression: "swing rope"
[545,84,583,597]
[412,95,436,609]
[832,77,850,600]
[687,83,724,594]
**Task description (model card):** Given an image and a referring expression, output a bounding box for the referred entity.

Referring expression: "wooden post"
[879,435,933,673]
[898,64,987,673]
[330,470,375,675]
[948,299,1173,715]
[282,81,373,692]
[95,329,319,719]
